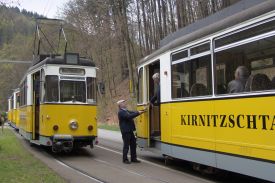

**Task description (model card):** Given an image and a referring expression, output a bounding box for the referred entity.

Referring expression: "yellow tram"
[7,96,12,124]
[18,53,97,152]
[136,1,275,182]
[8,89,20,130]
[8,18,98,152]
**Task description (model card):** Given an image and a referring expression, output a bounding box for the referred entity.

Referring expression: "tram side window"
[87,77,96,103]
[24,80,27,105]
[19,80,27,106]
[215,35,275,94]
[45,75,59,102]
[172,55,212,98]
[20,87,24,106]
[137,68,143,104]
[11,99,13,109]
[40,69,45,103]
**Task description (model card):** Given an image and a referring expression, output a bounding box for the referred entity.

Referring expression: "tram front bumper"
[52,134,73,152]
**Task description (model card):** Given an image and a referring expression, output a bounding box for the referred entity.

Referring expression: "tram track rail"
[54,156,106,183]
[50,144,211,183]
[52,154,172,183]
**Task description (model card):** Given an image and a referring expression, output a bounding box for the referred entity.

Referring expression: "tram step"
[30,140,41,146]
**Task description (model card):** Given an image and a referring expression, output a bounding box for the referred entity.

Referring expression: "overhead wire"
[43,0,50,17]
[45,0,54,18]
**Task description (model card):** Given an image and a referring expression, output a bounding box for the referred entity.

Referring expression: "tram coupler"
[52,134,73,153]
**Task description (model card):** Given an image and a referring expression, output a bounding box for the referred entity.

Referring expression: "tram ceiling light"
[70,120,78,130]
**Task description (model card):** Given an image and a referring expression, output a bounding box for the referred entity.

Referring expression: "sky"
[11,0,70,18]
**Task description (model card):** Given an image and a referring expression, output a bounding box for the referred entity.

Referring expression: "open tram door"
[146,61,160,147]
[32,71,41,140]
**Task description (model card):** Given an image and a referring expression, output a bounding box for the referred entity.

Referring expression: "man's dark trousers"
[122,132,137,161]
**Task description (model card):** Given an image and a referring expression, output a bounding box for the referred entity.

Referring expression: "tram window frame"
[11,98,13,109]
[87,77,96,104]
[20,87,23,107]
[214,30,275,95]
[137,67,144,104]
[19,79,27,107]
[40,69,45,103]
[171,54,212,99]
[171,50,188,62]
[24,80,27,106]
[190,42,210,56]
[215,18,275,48]
[60,80,86,103]
[45,75,59,102]
[59,68,85,76]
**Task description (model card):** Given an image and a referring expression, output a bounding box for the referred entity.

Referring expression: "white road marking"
[55,159,105,183]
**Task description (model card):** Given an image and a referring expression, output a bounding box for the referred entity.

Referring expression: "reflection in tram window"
[60,80,86,102]
[45,75,59,102]
[87,77,96,103]
[215,34,275,94]
[137,68,144,104]
[171,55,212,98]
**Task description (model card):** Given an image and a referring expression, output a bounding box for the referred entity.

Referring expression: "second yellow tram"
[17,53,97,152]
[136,1,275,182]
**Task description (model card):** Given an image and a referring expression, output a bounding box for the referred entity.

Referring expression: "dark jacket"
[150,84,160,105]
[227,79,247,93]
[118,109,140,133]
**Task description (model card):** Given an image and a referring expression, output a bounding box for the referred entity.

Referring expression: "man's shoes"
[123,159,131,164]
[131,159,141,163]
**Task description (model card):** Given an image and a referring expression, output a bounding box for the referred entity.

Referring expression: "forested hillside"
[0,6,43,111]
[61,0,240,123]
[0,0,240,124]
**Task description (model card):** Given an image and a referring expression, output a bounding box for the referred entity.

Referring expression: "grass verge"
[98,123,120,131]
[0,129,65,183]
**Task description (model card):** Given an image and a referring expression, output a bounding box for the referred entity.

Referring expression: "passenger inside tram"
[227,66,249,93]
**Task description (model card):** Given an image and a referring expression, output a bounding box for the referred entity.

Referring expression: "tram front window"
[60,80,86,103]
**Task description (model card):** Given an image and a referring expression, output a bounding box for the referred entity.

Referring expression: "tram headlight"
[69,120,78,130]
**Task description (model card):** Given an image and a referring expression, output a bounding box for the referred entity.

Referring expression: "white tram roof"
[139,0,275,65]
[31,54,95,69]
[19,54,96,85]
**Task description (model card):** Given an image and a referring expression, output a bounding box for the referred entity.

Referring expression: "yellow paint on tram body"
[39,104,97,137]
[19,106,33,133]
[137,96,275,161]
[136,106,149,138]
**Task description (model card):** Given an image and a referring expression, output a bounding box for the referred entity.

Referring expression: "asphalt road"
[13,128,269,183]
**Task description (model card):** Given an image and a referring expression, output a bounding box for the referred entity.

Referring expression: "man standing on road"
[117,99,145,164]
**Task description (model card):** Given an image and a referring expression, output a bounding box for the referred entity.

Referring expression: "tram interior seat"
[272,76,275,89]
[217,84,227,94]
[176,83,189,97]
[245,73,272,92]
[190,83,209,97]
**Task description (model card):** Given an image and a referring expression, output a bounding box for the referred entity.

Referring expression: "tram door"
[32,72,40,140]
[146,61,161,147]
